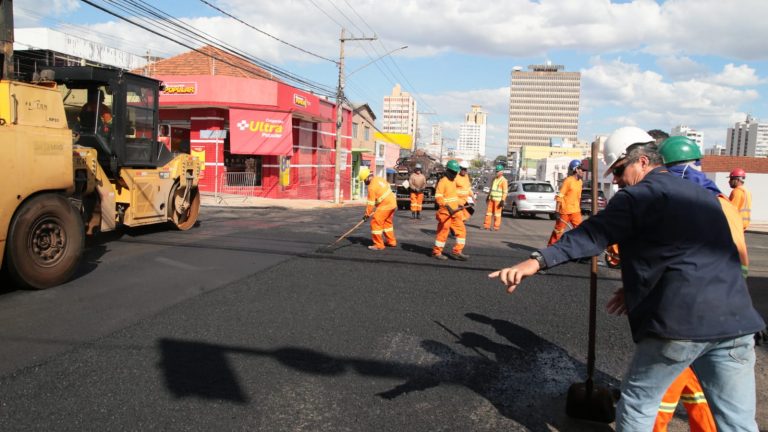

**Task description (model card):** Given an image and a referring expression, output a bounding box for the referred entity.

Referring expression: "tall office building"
[727,115,768,158]
[456,105,487,161]
[671,125,704,154]
[507,63,581,158]
[382,83,418,147]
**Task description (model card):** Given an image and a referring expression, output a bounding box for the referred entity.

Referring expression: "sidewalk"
[200,192,365,210]
[748,222,768,235]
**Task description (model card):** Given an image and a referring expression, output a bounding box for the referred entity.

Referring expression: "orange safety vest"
[435,176,460,217]
[488,175,508,202]
[556,175,582,214]
[729,185,752,230]
[455,173,472,206]
[365,176,396,216]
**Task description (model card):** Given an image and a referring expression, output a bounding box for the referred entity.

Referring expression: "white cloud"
[656,56,708,80]
[580,58,760,146]
[708,64,764,87]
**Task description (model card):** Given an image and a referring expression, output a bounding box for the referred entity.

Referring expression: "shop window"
[224,153,262,186]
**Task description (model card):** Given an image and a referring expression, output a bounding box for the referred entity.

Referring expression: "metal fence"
[216,172,257,204]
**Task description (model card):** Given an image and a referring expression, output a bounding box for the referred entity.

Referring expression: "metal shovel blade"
[565,380,616,423]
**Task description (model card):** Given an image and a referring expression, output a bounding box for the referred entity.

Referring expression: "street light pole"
[334,29,377,204]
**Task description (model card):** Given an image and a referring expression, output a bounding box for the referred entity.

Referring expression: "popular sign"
[162,82,197,95]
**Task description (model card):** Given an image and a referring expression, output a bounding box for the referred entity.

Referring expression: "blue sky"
[16,0,768,158]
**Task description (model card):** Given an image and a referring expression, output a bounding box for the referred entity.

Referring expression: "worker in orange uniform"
[547,159,584,245]
[456,161,475,220]
[483,164,508,231]
[728,168,752,231]
[359,167,397,251]
[432,160,469,261]
[409,163,427,219]
[78,87,112,136]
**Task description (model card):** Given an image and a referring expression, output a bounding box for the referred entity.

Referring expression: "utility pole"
[1,0,14,80]
[334,29,376,204]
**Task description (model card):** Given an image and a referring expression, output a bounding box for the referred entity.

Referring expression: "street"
[1,205,767,431]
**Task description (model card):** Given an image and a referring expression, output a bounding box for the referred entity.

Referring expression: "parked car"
[580,189,607,214]
[503,180,557,219]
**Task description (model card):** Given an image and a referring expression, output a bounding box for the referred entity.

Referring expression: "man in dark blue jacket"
[489,126,764,431]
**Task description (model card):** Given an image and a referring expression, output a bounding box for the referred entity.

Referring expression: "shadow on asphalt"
[157,313,619,431]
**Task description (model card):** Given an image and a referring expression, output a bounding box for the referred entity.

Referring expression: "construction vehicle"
[391,149,444,210]
[0,63,201,289]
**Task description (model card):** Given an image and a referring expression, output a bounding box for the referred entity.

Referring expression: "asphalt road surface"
[1,205,766,431]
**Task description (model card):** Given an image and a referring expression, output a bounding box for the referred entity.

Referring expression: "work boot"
[416,212,421,219]
[368,245,384,251]
[411,212,416,219]
[451,252,469,261]
[432,253,448,261]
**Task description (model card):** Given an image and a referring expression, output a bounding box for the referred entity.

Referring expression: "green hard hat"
[659,136,701,165]
[495,164,504,172]
[446,159,461,173]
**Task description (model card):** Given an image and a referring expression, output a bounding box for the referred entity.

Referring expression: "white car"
[503,180,557,219]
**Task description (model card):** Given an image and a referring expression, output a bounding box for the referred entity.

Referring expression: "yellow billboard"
[374,132,413,150]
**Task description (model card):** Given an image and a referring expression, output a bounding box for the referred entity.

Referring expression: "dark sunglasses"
[611,165,625,177]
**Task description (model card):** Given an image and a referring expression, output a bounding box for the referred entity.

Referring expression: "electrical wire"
[198,0,337,64]
[77,0,337,97]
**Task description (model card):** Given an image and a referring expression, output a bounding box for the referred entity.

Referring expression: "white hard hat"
[603,126,654,176]
[459,160,470,169]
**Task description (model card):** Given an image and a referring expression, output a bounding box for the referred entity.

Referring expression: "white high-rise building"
[671,125,704,154]
[425,124,443,158]
[507,63,581,159]
[456,105,487,161]
[382,84,418,147]
[726,115,768,158]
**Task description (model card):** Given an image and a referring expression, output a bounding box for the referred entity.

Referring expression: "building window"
[352,122,359,138]
[364,126,370,141]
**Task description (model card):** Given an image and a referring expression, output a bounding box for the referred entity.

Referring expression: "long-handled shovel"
[318,217,368,253]
[565,141,615,423]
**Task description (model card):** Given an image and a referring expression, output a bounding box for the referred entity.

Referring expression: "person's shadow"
[159,313,618,431]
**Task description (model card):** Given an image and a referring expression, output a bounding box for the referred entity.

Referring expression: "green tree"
[493,155,508,167]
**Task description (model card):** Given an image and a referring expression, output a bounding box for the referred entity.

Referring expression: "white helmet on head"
[603,126,654,176]
[459,160,470,169]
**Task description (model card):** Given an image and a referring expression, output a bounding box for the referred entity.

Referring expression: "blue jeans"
[616,333,757,431]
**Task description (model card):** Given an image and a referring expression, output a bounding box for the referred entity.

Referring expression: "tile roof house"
[134,45,275,80]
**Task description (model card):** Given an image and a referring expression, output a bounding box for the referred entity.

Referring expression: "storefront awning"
[229,109,293,156]
[351,148,374,153]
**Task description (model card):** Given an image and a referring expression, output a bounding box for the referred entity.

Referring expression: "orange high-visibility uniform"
[729,185,752,230]
[654,368,716,432]
[548,175,583,245]
[483,175,508,230]
[433,176,466,256]
[410,191,423,212]
[455,173,473,220]
[647,195,747,431]
[364,176,397,249]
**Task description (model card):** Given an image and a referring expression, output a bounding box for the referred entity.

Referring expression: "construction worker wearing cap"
[409,164,427,219]
[483,165,508,230]
[728,168,752,231]
[547,159,584,246]
[456,161,475,221]
[490,126,764,430]
[359,167,397,251]
[432,160,469,261]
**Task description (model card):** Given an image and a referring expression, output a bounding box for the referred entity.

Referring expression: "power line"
[198,0,337,64]
[78,0,337,97]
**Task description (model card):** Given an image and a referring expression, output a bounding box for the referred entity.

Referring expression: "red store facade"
[151,48,352,201]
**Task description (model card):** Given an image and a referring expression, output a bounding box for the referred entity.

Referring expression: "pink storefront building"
[145,46,352,200]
